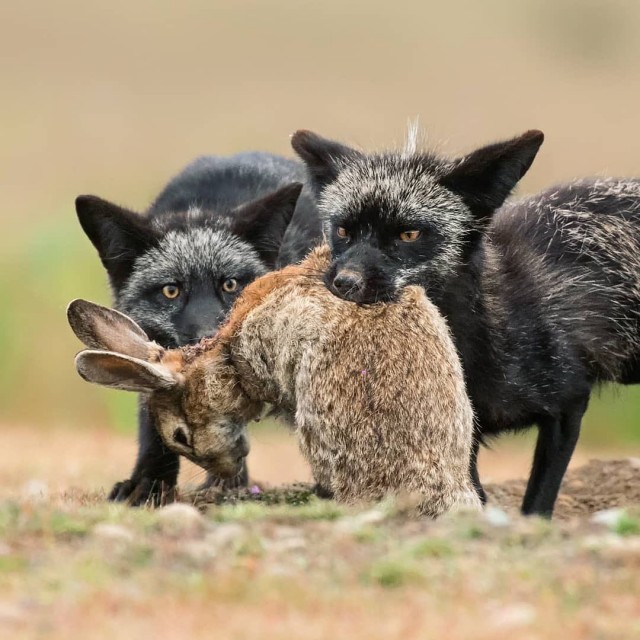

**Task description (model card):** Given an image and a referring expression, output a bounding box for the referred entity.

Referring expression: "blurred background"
[1,0,639,491]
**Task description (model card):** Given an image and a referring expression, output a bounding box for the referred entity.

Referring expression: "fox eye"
[162,284,181,299]
[399,230,421,242]
[222,278,238,293]
[336,226,349,239]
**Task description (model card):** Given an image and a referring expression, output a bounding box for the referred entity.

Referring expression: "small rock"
[157,503,206,536]
[357,508,386,525]
[335,508,386,534]
[22,480,48,503]
[487,602,536,630]
[0,601,26,625]
[179,540,217,565]
[483,506,511,528]
[272,525,302,539]
[92,523,134,545]
[591,508,626,529]
[266,527,306,553]
[205,523,246,550]
[627,457,640,469]
[271,537,306,553]
[581,533,624,551]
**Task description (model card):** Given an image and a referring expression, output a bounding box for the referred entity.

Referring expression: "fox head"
[75,182,303,347]
[291,129,543,303]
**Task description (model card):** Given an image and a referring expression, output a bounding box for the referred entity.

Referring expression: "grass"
[615,513,640,537]
[0,426,639,638]
[1,492,640,639]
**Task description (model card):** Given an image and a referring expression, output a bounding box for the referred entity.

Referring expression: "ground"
[1,426,639,639]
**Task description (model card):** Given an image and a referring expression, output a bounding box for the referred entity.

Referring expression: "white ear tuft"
[403,117,420,157]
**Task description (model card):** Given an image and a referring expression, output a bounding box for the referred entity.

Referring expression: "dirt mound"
[486,457,640,518]
[191,458,640,519]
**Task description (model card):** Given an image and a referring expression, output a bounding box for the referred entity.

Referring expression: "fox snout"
[331,269,364,298]
[325,245,397,304]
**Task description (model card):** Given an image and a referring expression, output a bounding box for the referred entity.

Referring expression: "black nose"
[332,270,363,296]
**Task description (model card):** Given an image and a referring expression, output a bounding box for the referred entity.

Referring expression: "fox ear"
[291,130,361,192]
[75,350,179,393]
[67,299,162,361]
[76,195,157,290]
[440,130,544,220]
[227,183,303,268]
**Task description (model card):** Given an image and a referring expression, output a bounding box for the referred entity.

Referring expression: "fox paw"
[108,477,176,507]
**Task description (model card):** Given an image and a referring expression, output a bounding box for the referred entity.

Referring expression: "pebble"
[266,527,306,553]
[21,480,48,503]
[335,508,386,534]
[179,540,217,565]
[156,503,206,536]
[581,533,640,557]
[482,506,511,528]
[591,508,626,529]
[487,602,536,630]
[92,523,135,545]
[0,601,26,626]
[205,523,246,550]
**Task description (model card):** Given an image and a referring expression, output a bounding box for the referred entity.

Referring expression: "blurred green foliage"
[1,0,639,447]
[1,219,638,445]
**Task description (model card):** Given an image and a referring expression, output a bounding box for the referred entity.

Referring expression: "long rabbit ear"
[75,350,179,393]
[67,299,161,361]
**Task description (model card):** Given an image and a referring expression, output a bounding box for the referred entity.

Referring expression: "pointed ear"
[75,195,157,290]
[291,130,361,191]
[67,299,162,361]
[75,350,179,393]
[227,183,303,268]
[440,130,544,220]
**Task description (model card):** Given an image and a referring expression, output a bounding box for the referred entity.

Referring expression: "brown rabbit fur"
[70,246,481,516]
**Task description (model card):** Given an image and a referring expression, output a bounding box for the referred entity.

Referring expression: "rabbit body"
[71,246,481,515]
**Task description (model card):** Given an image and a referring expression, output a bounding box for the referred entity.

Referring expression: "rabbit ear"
[75,350,180,393]
[67,299,161,361]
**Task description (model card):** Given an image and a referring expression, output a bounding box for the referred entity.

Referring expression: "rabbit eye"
[222,278,238,293]
[399,230,421,242]
[162,284,181,299]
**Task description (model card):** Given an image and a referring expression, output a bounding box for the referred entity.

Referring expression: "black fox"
[76,152,321,504]
[292,129,640,517]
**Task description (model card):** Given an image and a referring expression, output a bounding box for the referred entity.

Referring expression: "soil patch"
[486,457,640,518]
[190,458,640,519]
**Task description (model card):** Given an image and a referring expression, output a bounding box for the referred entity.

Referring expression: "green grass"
[0,482,638,638]
[614,512,640,536]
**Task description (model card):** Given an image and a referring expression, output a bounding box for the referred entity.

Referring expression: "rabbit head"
[67,299,261,479]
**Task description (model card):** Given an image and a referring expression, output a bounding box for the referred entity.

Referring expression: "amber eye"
[336,226,349,239]
[222,278,238,293]
[399,230,422,242]
[162,284,180,299]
